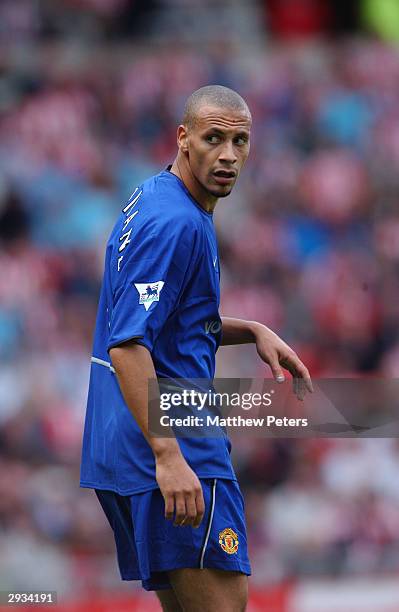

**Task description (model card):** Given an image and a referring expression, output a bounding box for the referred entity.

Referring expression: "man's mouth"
[212,170,236,185]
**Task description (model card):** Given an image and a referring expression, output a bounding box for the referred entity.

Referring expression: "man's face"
[181,104,251,199]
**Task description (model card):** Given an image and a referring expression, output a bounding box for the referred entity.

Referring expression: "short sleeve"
[107,218,197,353]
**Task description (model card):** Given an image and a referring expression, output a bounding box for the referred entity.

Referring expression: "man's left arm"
[220,316,313,400]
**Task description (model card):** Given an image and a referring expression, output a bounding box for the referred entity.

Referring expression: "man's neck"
[170,156,217,214]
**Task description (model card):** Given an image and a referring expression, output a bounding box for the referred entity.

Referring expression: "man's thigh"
[167,568,248,612]
[156,588,183,612]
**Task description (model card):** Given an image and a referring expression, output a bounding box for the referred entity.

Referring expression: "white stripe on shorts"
[199,478,217,569]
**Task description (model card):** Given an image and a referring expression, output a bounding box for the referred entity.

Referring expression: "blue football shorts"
[95,478,251,591]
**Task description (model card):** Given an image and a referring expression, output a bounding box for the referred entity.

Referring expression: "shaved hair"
[182,85,251,128]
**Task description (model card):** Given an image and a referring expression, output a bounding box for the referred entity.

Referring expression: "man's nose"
[219,140,237,164]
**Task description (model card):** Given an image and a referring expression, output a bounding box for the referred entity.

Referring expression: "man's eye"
[235,137,248,145]
[206,135,221,144]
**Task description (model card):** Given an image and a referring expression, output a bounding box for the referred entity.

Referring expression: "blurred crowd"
[1,0,399,600]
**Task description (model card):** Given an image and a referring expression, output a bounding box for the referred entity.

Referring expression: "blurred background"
[1,0,399,610]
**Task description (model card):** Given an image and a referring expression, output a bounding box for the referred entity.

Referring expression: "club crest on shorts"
[134,281,165,311]
[219,527,239,554]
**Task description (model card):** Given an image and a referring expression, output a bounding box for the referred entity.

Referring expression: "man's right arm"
[109,340,205,528]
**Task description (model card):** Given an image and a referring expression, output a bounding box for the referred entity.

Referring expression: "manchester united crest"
[219,527,239,554]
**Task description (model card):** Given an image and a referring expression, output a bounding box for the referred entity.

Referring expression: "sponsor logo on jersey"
[134,281,165,310]
[219,527,239,554]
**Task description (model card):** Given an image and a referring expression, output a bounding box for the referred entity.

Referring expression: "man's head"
[175,85,251,206]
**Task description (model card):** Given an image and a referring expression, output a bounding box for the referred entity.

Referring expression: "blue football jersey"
[80,169,236,494]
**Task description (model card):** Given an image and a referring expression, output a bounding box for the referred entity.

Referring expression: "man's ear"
[177,125,189,156]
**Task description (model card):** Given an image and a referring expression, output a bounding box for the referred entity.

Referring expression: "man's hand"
[221,317,313,400]
[155,450,205,528]
[254,325,313,400]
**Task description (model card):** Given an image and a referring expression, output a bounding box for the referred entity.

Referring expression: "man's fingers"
[173,492,187,526]
[282,354,313,394]
[293,376,298,398]
[193,488,205,529]
[293,376,307,401]
[165,485,205,528]
[184,494,198,527]
[177,486,205,528]
[164,493,175,521]
[268,357,285,383]
[294,361,313,393]
[293,376,305,401]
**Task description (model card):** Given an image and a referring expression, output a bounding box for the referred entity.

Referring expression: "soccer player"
[80,85,312,611]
